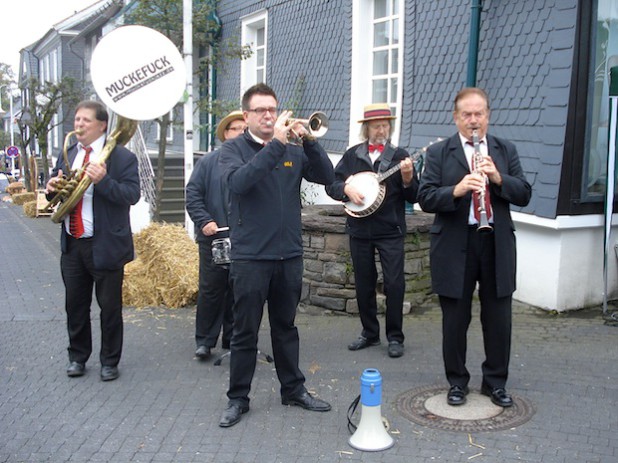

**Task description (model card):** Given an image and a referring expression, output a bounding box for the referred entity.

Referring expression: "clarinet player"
[417,88,531,408]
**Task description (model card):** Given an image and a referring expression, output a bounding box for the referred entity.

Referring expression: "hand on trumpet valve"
[273,110,295,144]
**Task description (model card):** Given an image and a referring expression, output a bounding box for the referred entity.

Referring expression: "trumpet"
[286,111,328,145]
[471,129,493,232]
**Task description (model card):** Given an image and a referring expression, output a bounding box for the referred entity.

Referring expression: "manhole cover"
[395,385,535,432]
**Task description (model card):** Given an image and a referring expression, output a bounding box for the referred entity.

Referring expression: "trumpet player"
[217,83,334,427]
[45,100,140,382]
[417,88,531,408]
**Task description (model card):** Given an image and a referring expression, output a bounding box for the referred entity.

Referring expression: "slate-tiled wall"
[216,0,580,219]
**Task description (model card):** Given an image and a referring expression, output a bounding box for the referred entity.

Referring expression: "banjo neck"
[375,140,440,183]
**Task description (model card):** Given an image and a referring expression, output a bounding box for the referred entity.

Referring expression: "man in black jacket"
[186,110,246,360]
[418,88,531,408]
[46,100,140,382]
[217,83,334,428]
[326,103,418,358]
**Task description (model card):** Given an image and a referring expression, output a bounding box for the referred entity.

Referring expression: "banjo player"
[325,103,418,358]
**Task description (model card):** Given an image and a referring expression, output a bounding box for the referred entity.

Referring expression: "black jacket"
[219,131,334,260]
[50,142,140,270]
[185,150,229,244]
[417,133,531,298]
[326,142,419,239]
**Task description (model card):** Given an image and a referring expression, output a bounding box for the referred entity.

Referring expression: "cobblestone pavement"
[1,197,617,463]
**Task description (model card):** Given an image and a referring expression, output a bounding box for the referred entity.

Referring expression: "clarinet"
[472,130,493,232]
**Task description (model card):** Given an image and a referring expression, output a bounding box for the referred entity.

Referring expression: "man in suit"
[218,83,334,427]
[46,100,140,382]
[325,103,418,358]
[186,110,246,360]
[417,88,531,407]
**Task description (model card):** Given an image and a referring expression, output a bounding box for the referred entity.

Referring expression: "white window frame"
[350,0,404,146]
[241,9,268,96]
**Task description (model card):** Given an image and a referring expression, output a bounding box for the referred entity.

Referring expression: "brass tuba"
[47,116,138,223]
[45,24,187,224]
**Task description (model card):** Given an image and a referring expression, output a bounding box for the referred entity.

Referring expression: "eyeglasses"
[246,107,278,116]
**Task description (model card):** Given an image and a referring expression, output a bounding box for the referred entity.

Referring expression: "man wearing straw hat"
[186,110,246,360]
[326,103,418,358]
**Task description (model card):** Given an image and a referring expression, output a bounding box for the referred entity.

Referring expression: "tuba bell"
[45,25,187,223]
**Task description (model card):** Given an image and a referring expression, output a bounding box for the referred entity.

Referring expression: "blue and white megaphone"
[349,368,394,451]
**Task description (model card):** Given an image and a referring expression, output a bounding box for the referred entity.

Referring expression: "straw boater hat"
[216,110,245,142]
[358,103,396,123]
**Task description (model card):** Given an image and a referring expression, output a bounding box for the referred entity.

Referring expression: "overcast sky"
[1,0,99,75]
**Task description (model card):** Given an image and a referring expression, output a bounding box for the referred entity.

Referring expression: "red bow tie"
[368,144,384,153]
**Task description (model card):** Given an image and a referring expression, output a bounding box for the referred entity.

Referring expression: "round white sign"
[91,25,186,121]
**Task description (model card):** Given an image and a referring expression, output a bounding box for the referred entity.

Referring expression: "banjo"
[343,139,442,218]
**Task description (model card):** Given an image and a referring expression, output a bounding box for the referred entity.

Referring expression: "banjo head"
[344,172,386,218]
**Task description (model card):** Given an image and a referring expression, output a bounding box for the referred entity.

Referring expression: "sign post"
[6,146,19,176]
[603,66,618,314]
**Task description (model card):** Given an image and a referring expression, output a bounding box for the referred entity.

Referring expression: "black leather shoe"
[66,362,85,377]
[447,385,469,406]
[281,391,331,411]
[219,403,249,428]
[195,345,211,360]
[388,341,404,358]
[347,336,381,351]
[100,366,119,382]
[481,386,513,408]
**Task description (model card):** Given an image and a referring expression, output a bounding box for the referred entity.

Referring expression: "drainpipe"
[466,0,483,87]
[207,1,222,151]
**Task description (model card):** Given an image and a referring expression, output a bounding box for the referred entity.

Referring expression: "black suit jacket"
[417,133,531,299]
[325,141,419,239]
[51,142,140,270]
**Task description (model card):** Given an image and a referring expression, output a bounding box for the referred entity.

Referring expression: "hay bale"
[13,192,36,205]
[7,182,25,195]
[123,222,199,309]
[23,200,38,217]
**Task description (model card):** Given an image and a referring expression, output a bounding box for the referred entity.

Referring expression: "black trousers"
[227,257,306,406]
[195,241,233,349]
[349,235,405,343]
[60,237,124,367]
[439,227,512,390]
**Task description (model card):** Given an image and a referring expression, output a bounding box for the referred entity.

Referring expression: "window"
[372,0,400,106]
[584,0,618,199]
[350,0,404,145]
[559,0,618,214]
[241,10,268,93]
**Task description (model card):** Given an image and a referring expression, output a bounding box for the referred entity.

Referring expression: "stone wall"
[300,205,437,314]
